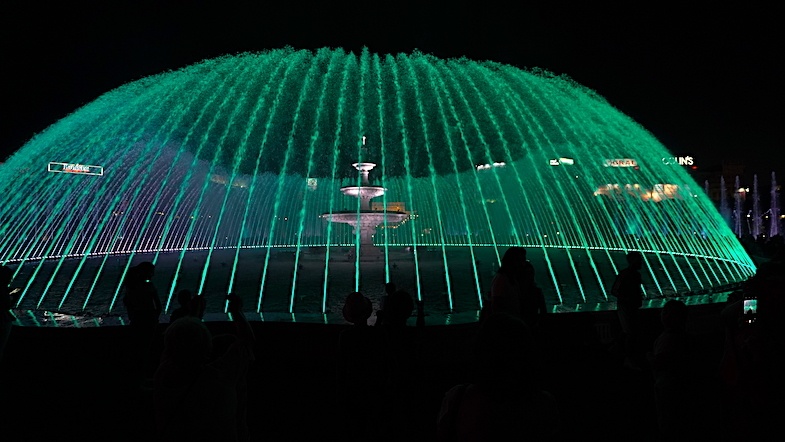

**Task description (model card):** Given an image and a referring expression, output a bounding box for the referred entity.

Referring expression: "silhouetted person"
[648,299,696,440]
[0,265,17,365]
[124,262,162,325]
[154,294,254,441]
[375,289,422,441]
[518,260,547,333]
[490,247,527,317]
[415,297,426,328]
[375,282,397,326]
[168,289,205,324]
[336,291,379,441]
[718,257,785,440]
[378,288,413,328]
[611,251,644,370]
[489,247,545,329]
[190,292,206,320]
[123,261,163,385]
[437,312,559,441]
[169,289,194,323]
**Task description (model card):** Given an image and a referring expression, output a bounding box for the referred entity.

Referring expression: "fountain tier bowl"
[321,211,409,227]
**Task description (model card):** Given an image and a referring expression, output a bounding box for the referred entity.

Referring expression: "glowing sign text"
[550,157,575,166]
[604,159,638,168]
[593,183,682,202]
[661,156,694,166]
[47,162,104,176]
[476,161,506,171]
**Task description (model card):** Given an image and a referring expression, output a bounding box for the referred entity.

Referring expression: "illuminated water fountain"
[720,176,731,228]
[320,161,408,260]
[752,175,761,238]
[734,176,743,236]
[0,48,756,325]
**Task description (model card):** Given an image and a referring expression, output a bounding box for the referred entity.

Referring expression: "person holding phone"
[122,261,163,386]
[154,293,255,441]
[719,257,785,440]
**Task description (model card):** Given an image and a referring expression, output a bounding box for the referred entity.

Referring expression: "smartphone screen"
[743,297,757,323]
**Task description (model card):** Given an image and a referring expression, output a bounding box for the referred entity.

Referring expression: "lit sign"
[594,183,682,202]
[549,157,575,166]
[661,156,694,166]
[371,202,406,212]
[476,161,506,171]
[48,162,103,176]
[603,159,638,168]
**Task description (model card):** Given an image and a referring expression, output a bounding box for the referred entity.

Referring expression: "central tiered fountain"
[321,162,408,260]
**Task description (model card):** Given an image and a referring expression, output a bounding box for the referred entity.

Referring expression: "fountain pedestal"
[321,162,407,259]
[322,211,408,260]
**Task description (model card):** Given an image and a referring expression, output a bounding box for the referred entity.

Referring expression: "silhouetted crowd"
[2,243,784,441]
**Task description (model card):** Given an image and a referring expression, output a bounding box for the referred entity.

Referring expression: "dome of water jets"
[0,47,755,322]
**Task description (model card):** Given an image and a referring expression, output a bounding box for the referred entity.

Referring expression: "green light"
[258,50,311,312]
[0,48,757,321]
[405,55,452,308]
[292,49,341,312]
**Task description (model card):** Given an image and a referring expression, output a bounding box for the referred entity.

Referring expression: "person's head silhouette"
[136,262,155,281]
[661,299,688,331]
[626,251,643,270]
[162,316,213,367]
[500,247,527,274]
[176,289,193,307]
[383,290,414,326]
[343,292,373,325]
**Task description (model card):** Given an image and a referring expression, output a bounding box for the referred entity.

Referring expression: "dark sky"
[2,1,782,178]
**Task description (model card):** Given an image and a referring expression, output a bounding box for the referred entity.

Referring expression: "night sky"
[2,1,782,178]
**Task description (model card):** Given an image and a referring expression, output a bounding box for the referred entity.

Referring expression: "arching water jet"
[0,48,756,323]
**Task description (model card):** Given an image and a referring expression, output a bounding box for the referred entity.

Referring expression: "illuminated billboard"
[48,162,103,176]
[661,156,694,166]
[603,158,638,168]
[549,157,575,166]
[593,183,682,202]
